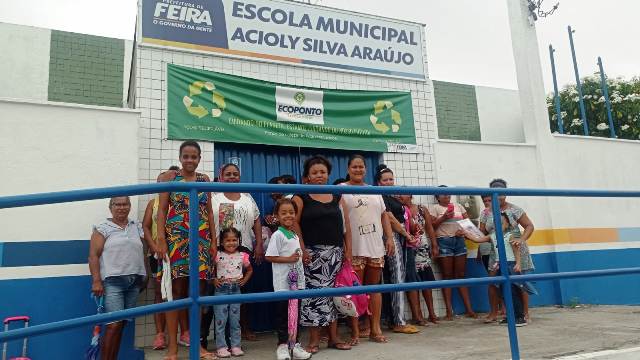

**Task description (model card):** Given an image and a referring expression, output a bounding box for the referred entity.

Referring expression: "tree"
[547,74,640,140]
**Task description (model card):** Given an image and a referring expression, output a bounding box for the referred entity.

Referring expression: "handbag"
[333,260,369,317]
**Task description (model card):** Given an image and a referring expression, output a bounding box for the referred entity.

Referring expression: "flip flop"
[328,342,351,350]
[200,351,218,360]
[349,337,360,346]
[411,319,428,326]
[358,328,371,338]
[484,317,498,324]
[392,325,420,334]
[369,334,388,343]
[465,312,478,319]
[305,345,320,354]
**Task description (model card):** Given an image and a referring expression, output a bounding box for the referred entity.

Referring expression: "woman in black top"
[293,155,353,353]
[376,165,420,334]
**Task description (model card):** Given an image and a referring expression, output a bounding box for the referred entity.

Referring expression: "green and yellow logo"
[370,100,402,133]
[294,92,305,105]
[182,80,226,118]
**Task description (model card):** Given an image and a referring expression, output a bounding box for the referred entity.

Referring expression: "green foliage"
[547,74,640,139]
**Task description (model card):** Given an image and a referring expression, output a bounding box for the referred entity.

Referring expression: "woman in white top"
[212,162,263,342]
[89,196,146,360]
[430,186,476,320]
[340,155,394,343]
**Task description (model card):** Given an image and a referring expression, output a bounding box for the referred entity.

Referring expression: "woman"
[89,196,147,360]
[479,179,535,323]
[142,166,188,351]
[212,163,263,341]
[430,186,477,320]
[401,194,440,324]
[477,194,502,323]
[375,165,419,334]
[156,140,216,360]
[293,155,353,353]
[340,155,394,343]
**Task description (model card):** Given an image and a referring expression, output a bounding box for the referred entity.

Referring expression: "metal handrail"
[1,183,640,360]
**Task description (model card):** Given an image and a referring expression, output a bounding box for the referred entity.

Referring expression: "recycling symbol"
[369,100,402,134]
[182,80,226,118]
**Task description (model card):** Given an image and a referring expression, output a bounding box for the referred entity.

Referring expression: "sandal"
[200,351,218,360]
[305,345,320,354]
[411,319,428,326]
[358,328,371,338]
[392,325,420,334]
[349,337,360,346]
[328,342,351,350]
[369,334,388,343]
[484,317,498,324]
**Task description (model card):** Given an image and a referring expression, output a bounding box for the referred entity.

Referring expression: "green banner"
[167,64,417,152]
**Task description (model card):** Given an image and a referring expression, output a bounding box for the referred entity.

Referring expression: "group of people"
[88,140,536,360]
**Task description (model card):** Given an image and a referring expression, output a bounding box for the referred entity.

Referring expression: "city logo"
[182,80,226,119]
[153,2,213,26]
[369,100,403,133]
[275,86,325,125]
[142,0,229,49]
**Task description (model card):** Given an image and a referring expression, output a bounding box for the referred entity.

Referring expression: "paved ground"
[144,305,640,360]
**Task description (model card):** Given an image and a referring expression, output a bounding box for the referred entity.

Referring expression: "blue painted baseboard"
[0,276,143,359]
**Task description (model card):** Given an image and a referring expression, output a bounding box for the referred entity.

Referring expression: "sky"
[1,0,638,92]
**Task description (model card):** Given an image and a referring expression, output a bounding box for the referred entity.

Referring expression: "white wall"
[0,23,50,101]
[476,85,525,143]
[434,134,640,233]
[433,139,551,229]
[0,99,140,241]
[542,135,640,229]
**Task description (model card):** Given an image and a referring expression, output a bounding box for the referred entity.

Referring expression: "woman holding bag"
[292,155,353,354]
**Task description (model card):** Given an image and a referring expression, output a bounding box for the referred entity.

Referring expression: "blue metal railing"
[2,183,640,360]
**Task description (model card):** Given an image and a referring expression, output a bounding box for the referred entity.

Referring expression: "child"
[404,196,440,324]
[213,227,254,358]
[265,199,311,360]
[464,212,527,327]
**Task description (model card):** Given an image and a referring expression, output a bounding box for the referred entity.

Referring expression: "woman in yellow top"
[142,166,187,351]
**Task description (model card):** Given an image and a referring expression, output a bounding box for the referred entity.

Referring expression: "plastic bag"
[160,255,173,301]
[333,260,369,317]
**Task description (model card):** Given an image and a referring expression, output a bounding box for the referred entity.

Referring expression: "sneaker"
[230,347,245,357]
[276,344,291,360]
[292,343,312,360]
[217,347,231,358]
[178,332,191,347]
[498,318,528,327]
[152,333,166,350]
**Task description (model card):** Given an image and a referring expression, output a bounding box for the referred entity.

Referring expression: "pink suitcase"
[2,316,30,360]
